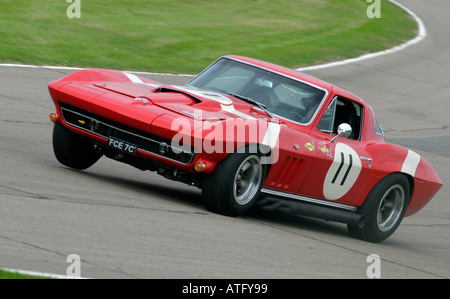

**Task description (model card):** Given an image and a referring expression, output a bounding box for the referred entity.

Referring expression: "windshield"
[187,57,327,125]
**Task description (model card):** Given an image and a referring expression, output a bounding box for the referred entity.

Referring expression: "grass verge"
[0,269,51,279]
[0,1,416,74]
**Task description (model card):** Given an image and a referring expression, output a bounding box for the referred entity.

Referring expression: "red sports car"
[48,55,442,242]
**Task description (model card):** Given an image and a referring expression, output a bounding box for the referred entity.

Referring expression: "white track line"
[2,268,89,279]
[0,2,426,75]
[0,1,427,74]
[296,0,427,71]
[0,63,194,77]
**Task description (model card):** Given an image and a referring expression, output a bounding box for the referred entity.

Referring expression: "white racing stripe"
[220,104,255,120]
[123,72,144,83]
[262,122,281,149]
[401,149,421,177]
[175,86,233,105]
[123,72,160,88]
[219,104,281,149]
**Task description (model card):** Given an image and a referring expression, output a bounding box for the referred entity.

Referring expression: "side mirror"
[331,123,352,142]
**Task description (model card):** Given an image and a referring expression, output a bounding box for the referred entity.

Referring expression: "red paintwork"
[48,55,443,216]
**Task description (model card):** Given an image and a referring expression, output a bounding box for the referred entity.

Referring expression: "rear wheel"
[52,124,102,170]
[202,149,266,216]
[348,173,410,243]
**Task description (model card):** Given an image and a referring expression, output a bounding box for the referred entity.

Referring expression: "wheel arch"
[356,143,418,207]
[201,143,268,216]
[354,170,414,208]
[234,142,274,175]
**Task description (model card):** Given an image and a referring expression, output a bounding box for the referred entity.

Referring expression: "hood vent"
[155,86,202,104]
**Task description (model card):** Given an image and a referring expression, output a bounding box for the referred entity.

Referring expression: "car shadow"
[67,167,205,212]
[68,167,351,238]
[245,206,351,239]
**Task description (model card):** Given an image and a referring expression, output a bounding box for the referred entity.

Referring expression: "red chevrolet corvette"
[48,55,442,242]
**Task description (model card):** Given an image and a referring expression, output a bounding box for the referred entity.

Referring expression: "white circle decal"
[323,143,362,200]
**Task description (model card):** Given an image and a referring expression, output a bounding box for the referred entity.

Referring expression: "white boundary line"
[0,1,426,75]
[0,0,427,279]
[296,0,427,71]
[2,267,89,279]
[0,62,195,77]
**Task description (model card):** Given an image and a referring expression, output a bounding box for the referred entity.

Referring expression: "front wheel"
[348,173,410,243]
[202,151,266,216]
[52,124,102,170]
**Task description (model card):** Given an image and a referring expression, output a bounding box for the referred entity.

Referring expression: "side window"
[374,118,384,136]
[318,96,363,140]
[317,97,337,133]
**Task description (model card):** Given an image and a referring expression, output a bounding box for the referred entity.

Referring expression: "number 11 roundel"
[323,143,362,200]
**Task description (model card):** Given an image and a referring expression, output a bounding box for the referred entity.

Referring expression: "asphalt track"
[1,0,449,279]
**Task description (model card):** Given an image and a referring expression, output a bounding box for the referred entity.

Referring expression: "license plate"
[107,137,137,155]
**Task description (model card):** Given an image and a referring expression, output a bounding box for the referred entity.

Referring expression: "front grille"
[60,104,194,164]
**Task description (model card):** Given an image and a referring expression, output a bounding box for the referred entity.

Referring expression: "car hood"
[49,69,275,139]
[94,82,268,121]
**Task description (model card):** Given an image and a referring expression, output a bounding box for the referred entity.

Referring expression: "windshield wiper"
[228,92,274,118]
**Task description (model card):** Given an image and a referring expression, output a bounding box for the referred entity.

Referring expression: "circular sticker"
[323,143,362,200]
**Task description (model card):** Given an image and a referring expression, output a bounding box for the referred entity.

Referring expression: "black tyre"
[52,124,102,170]
[202,149,266,216]
[348,173,410,243]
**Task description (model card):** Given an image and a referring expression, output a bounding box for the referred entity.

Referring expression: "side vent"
[267,156,302,190]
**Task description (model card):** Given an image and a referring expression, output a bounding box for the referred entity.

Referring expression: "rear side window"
[317,97,336,134]
[374,118,384,136]
[317,96,363,141]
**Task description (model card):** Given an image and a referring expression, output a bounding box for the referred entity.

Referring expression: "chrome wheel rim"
[233,155,262,205]
[377,184,405,232]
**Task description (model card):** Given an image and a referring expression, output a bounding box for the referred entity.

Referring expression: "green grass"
[0,0,417,74]
[0,269,51,279]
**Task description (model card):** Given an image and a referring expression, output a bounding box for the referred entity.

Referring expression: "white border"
[0,0,427,279]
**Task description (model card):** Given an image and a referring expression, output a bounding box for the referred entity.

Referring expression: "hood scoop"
[155,86,203,103]
[156,85,236,105]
